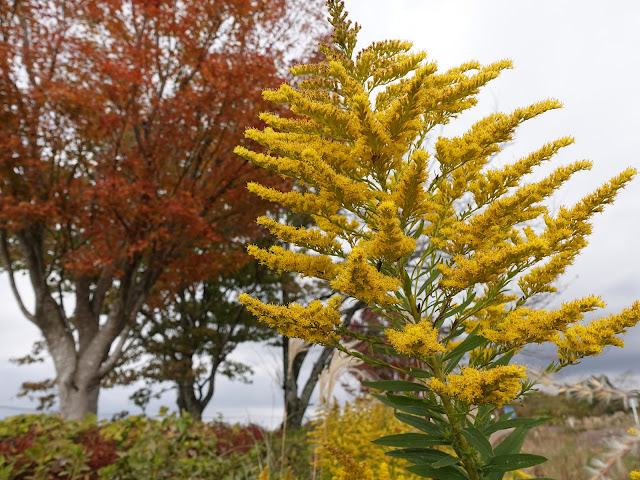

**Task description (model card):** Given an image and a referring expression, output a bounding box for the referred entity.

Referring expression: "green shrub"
[0,412,266,479]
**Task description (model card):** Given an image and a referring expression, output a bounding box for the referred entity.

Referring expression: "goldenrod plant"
[236,1,640,478]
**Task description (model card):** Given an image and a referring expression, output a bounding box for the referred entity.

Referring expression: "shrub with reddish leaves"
[0,413,267,479]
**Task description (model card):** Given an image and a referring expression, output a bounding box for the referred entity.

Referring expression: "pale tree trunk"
[2,229,158,421]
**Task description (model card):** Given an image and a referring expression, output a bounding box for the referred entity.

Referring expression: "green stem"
[433,363,481,480]
[441,397,481,480]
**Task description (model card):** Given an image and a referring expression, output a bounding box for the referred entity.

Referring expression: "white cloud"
[2,0,639,422]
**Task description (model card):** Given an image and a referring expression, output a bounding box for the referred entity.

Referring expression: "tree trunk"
[58,380,100,421]
[281,301,366,429]
[284,395,307,429]
[177,382,204,421]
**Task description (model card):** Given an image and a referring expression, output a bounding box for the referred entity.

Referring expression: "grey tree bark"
[2,229,160,421]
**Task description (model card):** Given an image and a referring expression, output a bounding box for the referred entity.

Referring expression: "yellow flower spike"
[331,245,400,305]
[483,296,605,349]
[392,149,430,224]
[247,244,339,281]
[263,84,355,139]
[256,216,342,255]
[469,137,575,207]
[438,239,548,292]
[555,301,640,365]
[386,321,445,358]
[238,294,343,344]
[518,240,586,297]
[368,201,416,262]
[246,182,339,216]
[301,148,372,206]
[430,365,527,407]
[234,145,312,180]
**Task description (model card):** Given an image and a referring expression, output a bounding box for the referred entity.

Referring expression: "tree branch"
[0,229,36,323]
[98,322,133,378]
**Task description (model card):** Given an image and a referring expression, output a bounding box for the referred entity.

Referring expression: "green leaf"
[372,432,445,447]
[394,412,443,437]
[372,344,398,355]
[461,427,493,460]
[407,464,469,480]
[444,328,485,361]
[483,416,551,435]
[482,454,548,473]
[417,268,441,296]
[441,290,476,320]
[493,426,530,457]
[443,329,487,376]
[411,220,425,239]
[405,366,433,378]
[431,454,461,468]
[385,447,452,464]
[372,394,428,416]
[489,350,516,367]
[372,393,444,419]
[363,380,429,392]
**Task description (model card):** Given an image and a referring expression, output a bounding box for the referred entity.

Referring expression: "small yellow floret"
[247,244,339,280]
[430,365,526,406]
[331,245,400,305]
[368,201,416,261]
[554,301,640,365]
[238,294,343,343]
[385,321,445,358]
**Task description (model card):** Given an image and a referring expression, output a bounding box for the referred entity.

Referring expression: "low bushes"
[0,412,265,479]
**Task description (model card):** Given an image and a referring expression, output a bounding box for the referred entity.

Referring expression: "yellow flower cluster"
[438,239,547,291]
[554,301,640,365]
[392,149,431,225]
[367,201,416,261]
[482,297,605,349]
[310,397,418,480]
[331,245,400,305]
[256,216,342,256]
[630,471,640,480]
[430,365,526,406]
[238,294,343,343]
[386,321,445,357]
[246,245,338,280]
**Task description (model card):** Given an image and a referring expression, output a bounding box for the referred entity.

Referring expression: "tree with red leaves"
[0,0,326,420]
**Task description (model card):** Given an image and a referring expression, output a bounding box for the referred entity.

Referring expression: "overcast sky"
[1,0,639,427]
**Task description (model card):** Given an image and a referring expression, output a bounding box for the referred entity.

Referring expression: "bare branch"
[0,229,36,323]
[98,323,133,379]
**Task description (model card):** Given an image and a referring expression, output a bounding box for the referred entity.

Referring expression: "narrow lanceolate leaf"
[372,432,445,447]
[406,463,469,480]
[372,393,445,419]
[483,416,551,435]
[482,453,547,473]
[492,426,531,456]
[461,427,493,460]
[444,327,486,361]
[441,290,476,320]
[430,454,461,468]
[362,380,429,392]
[394,412,443,437]
[385,447,453,464]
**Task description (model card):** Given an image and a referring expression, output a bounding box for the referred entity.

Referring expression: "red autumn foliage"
[0,0,327,420]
